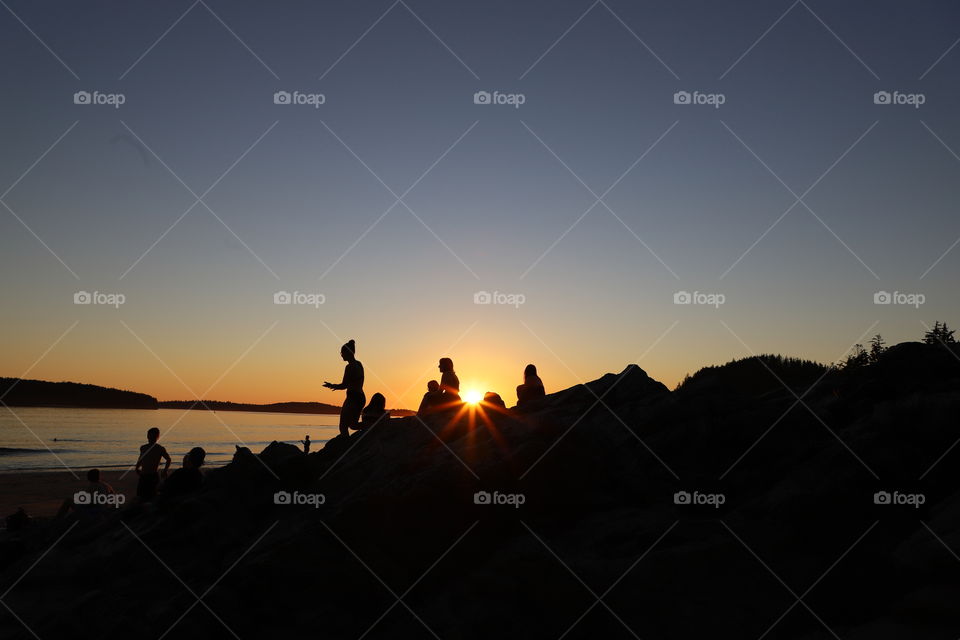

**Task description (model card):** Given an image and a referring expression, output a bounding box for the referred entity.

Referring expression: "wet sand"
[0,469,141,520]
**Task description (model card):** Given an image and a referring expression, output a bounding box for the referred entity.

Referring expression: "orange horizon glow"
[5,312,930,410]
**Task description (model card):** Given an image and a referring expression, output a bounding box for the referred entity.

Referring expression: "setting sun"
[463,389,484,404]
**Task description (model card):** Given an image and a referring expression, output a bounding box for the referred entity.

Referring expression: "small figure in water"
[516,364,546,406]
[438,357,461,404]
[135,427,171,501]
[300,435,311,454]
[324,339,365,437]
[361,392,390,428]
[417,380,443,415]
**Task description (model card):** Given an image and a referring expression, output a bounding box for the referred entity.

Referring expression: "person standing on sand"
[135,427,171,501]
[323,339,365,437]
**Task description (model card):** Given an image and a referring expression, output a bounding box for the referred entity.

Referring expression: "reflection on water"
[0,408,340,471]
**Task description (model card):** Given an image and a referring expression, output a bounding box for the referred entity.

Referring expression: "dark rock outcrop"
[2,347,959,639]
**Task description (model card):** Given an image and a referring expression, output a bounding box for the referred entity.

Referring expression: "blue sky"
[1,0,958,406]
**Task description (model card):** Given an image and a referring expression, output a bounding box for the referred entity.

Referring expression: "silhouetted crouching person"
[438,357,461,406]
[361,392,390,428]
[516,364,546,406]
[417,380,443,415]
[136,427,171,501]
[324,339,365,437]
[57,468,117,518]
[162,447,206,498]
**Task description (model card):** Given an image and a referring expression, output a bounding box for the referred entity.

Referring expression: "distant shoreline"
[1,403,416,417]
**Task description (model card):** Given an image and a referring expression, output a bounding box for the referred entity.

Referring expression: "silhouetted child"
[438,357,461,403]
[361,392,389,428]
[300,435,311,454]
[56,468,117,518]
[135,427,171,501]
[516,364,546,406]
[162,447,206,498]
[418,380,443,415]
[324,339,365,437]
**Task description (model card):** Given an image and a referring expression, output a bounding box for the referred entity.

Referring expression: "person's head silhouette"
[427,380,440,393]
[87,468,100,483]
[524,364,538,379]
[438,357,454,373]
[341,339,356,362]
[184,447,206,469]
[146,427,160,443]
[368,392,386,412]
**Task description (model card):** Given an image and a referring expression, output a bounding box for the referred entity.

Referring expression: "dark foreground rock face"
[2,346,960,639]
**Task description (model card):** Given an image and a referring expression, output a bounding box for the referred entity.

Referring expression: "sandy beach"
[0,469,141,520]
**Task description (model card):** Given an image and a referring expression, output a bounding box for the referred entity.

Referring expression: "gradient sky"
[1,0,958,408]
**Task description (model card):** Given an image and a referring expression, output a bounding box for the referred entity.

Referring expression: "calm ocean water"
[0,407,341,472]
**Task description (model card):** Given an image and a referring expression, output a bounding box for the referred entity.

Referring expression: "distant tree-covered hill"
[674,354,829,396]
[0,378,158,409]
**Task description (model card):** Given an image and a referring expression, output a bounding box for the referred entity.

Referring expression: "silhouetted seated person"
[6,508,30,532]
[438,357,462,407]
[417,380,444,415]
[516,364,546,407]
[162,447,206,498]
[483,392,506,409]
[360,392,390,428]
[57,468,117,518]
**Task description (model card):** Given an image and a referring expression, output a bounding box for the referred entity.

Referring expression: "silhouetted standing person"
[135,427,171,501]
[324,339,365,437]
[300,435,311,454]
[516,364,546,406]
[438,357,461,404]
